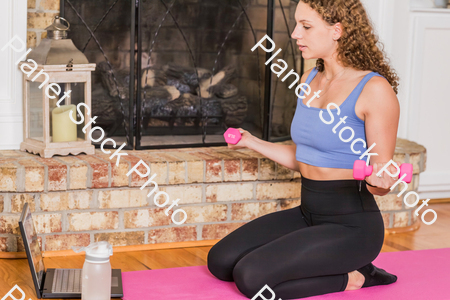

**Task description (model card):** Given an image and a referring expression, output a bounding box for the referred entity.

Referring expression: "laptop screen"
[20,203,45,290]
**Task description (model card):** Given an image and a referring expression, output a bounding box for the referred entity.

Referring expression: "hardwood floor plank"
[111,252,154,272]
[127,248,207,269]
[380,244,400,252]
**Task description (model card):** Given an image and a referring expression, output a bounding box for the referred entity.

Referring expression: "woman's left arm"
[360,76,400,196]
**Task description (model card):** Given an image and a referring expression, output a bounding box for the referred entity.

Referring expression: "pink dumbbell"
[353,160,413,183]
[224,128,242,145]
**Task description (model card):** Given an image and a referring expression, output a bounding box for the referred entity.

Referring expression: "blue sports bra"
[290,67,385,169]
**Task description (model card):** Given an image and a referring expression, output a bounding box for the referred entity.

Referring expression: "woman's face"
[291,1,340,60]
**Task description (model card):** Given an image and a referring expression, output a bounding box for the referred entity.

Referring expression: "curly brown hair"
[299,0,399,94]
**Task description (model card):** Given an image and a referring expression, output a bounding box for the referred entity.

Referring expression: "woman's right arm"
[228,129,300,172]
[248,136,300,172]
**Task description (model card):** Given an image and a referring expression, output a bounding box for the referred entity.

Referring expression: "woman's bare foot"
[345,270,365,291]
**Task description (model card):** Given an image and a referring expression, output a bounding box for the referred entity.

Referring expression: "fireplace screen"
[61,0,304,149]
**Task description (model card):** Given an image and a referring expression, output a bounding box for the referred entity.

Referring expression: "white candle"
[52,104,77,142]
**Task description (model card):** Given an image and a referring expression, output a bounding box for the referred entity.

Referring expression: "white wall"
[408,12,450,199]
[362,0,450,199]
[0,0,27,149]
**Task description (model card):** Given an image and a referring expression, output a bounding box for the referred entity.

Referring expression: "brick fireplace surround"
[0,138,426,253]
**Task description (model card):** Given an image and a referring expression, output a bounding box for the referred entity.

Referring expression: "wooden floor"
[1,202,449,300]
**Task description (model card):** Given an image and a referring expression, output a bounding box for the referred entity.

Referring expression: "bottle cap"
[72,241,113,263]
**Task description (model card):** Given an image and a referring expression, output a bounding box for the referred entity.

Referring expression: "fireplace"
[60,0,304,149]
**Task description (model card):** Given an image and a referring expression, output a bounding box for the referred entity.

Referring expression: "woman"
[207,0,401,299]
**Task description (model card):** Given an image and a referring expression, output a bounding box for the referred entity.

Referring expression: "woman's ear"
[333,22,343,40]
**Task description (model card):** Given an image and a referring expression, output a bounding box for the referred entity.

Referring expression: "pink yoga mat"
[121,248,450,300]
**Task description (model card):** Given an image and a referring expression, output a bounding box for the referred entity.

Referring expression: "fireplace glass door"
[61,0,304,149]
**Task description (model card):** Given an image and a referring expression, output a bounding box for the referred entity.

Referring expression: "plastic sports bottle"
[72,241,113,300]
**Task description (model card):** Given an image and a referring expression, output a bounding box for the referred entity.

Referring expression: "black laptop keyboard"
[52,269,82,293]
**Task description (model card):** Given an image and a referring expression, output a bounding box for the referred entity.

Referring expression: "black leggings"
[207,178,385,299]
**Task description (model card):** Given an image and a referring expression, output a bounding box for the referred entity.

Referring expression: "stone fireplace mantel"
[0,138,426,253]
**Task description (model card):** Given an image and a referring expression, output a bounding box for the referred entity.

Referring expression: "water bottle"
[72,241,113,300]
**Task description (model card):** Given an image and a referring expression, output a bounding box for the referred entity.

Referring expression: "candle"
[52,104,77,142]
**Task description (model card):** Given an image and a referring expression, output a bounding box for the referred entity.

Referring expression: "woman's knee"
[233,257,268,298]
[207,242,235,281]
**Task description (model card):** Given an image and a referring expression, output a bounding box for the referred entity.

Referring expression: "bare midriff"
[298,161,354,181]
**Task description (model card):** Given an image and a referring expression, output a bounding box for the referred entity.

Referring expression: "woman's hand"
[227,128,253,150]
[365,161,401,190]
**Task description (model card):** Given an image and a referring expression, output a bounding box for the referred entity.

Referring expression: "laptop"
[18,203,124,299]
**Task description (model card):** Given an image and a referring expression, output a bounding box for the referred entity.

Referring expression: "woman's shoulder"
[350,69,392,94]
[363,71,394,95]
[358,70,398,109]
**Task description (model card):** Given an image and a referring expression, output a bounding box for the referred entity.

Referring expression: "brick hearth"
[0,139,426,252]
